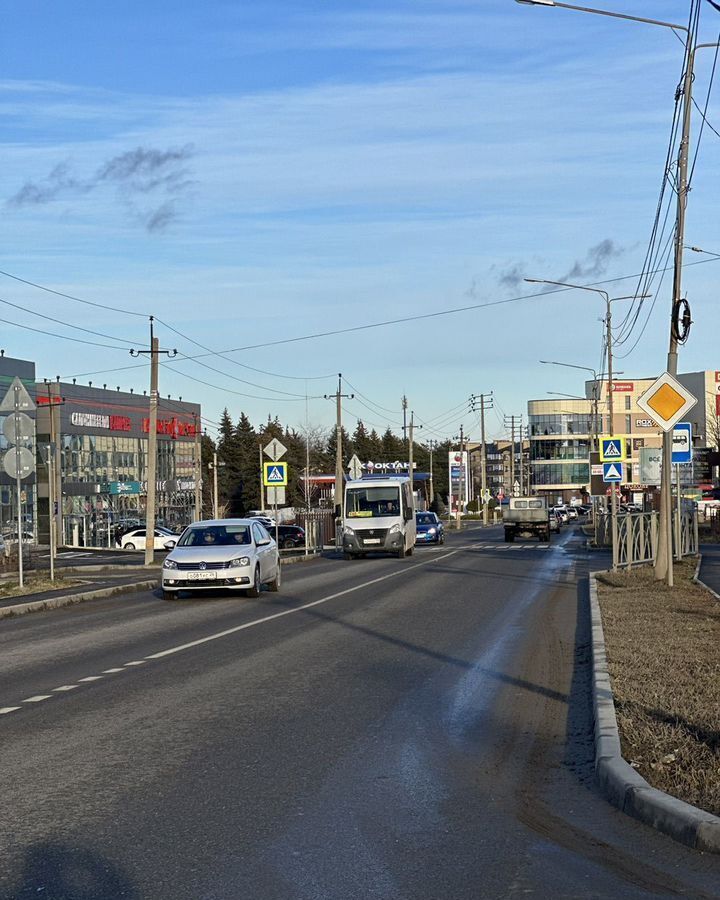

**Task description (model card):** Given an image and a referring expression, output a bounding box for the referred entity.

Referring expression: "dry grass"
[597,561,720,817]
[0,574,81,599]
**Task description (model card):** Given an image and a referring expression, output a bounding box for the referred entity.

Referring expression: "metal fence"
[296,509,335,551]
[595,508,698,570]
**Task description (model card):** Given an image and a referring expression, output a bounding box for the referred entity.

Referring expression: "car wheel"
[246,566,261,598]
[163,590,178,601]
[343,551,353,560]
[396,546,405,559]
[282,538,295,550]
[405,546,413,557]
[124,542,135,551]
[267,562,281,592]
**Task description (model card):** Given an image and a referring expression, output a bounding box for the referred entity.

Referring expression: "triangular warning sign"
[605,463,622,480]
[603,440,621,458]
[0,376,35,412]
[268,465,284,483]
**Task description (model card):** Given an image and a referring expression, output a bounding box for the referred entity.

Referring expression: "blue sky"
[2,0,720,443]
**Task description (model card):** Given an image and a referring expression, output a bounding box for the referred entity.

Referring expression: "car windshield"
[416,513,435,525]
[346,486,401,518]
[177,525,252,547]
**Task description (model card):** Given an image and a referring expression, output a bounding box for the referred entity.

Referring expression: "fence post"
[626,515,633,570]
[650,511,658,562]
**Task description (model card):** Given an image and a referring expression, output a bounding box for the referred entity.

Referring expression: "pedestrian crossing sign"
[263,461,288,486]
[600,437,626,462]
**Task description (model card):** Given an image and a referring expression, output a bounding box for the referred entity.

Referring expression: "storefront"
[36,382,200,548]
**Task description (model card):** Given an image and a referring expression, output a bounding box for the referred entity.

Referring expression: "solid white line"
[124,660,146,666]
[0,707,20,714]
[52,685,79,692]
[102,668,125,673]
[22,695,52,703]
[78,676,103,682]
[146,548,462,661]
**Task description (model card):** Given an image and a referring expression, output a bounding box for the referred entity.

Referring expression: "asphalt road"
[1,524,720,899]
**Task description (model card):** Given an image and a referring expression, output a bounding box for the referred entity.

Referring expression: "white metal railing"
[596,508,698,570]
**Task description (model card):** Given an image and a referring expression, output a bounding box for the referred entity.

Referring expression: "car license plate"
[186,571,217,580]
[363,538,381,545]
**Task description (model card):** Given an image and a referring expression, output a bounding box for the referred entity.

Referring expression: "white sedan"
[120,527,176,551]
[161,519,280,600]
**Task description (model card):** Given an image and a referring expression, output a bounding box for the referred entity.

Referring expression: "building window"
[625,415,632,434]
[625,395,631,410]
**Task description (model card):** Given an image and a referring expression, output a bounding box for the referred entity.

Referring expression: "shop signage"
[363,460,416,471]
[107,481,141,495]
[639,448,662,485]
[141,417,197,437]
[610,382,634,392]
[70,410,196,436]
[635,418,656,429]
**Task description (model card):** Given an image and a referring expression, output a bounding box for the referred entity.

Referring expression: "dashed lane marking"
[2,546,467,717]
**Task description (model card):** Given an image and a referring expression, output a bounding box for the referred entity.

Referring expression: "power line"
[0,295,139,347]
[0,269,147,317]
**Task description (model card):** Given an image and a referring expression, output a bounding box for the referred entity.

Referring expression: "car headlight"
[389,523,401,534]
[163,558,178,569]
[427,527,436,534]
[344,526,354,536]
[229,556,251,568]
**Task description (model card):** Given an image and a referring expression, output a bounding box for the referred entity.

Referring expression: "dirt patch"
[0,574,82,599]
[597,560,720,817]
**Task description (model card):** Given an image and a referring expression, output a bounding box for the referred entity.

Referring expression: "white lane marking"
[102,668,125,674]
[22,695,53,703]
[78,676,103,682]
[53,685,79,692]
[124,660,146,666]
[0,707,20,714]
[147,548,463,661]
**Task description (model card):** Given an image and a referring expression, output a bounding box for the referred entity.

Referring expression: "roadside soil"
[597,560,720,817]
[0,574,82,599]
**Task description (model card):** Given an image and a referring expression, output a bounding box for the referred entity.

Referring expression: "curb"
[691,552,720,602]
[0,579,158,620]
[589,572,720,853]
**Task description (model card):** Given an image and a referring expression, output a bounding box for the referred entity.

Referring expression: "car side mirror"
[404,507,413,521]
[257,537,271,547]
[164,540,176,549]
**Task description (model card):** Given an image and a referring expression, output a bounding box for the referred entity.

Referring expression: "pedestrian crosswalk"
[473,543,553,551]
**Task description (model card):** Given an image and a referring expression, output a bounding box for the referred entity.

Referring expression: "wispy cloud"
[6,144,194,232]
[557,239,626,282]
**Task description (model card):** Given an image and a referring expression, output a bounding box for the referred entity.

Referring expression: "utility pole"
[408,411,422,500]
[43,380,65,579]
[504,415,520,496]
[208,450,226,519]
[428,439,437,511]
[324,374,354,539]
[471,392,493,525]
[193,413,202,522]
[453,424,466,529]
[402,395,408,445]
[130,317,177,566]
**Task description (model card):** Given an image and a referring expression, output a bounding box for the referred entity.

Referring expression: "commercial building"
[36,380,201,548]
[468,439,530,499]
[528,371,719,501]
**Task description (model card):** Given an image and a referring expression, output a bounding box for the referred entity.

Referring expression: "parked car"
[161,518,280,600]
[249,515,276,530]
[120,527,176,551]
[415,511,445,544]
[276,525,305,549]
[548,511,561,533]
[565,506,579,520]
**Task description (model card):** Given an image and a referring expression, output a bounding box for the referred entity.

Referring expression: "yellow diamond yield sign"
[636,372,696,433]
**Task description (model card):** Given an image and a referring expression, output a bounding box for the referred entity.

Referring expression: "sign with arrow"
[263,461,288,486]
[347,454,363,480]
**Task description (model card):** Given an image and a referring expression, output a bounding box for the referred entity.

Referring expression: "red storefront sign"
[610,382,634,392]
[141,417,197,437]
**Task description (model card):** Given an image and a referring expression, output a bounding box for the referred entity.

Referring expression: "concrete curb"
[0,579,158,620]
[590,571,720,853]
[691,552,720,602]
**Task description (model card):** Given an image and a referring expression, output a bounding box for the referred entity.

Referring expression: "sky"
[2,0,720,445]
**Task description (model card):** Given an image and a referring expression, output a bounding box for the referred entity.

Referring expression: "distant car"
[161,518,280,600]
[3,529,35,543]
[275,525,305,549]
[548,511,560,533]
[120,527,176,551]
[565,507,578,520]
[415,511,445,544]
[249,515,276,529]
[551,506,569,524]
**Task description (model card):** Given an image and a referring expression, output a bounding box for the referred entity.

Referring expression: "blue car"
[415,511,444,545]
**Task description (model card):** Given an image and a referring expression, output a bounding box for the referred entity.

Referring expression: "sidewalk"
[698,544,720,598]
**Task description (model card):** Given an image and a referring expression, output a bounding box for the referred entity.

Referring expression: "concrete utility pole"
[44,380,65,580]
[402,395,408,445]
[208,450,227,520]
[408,411,421,499]
[428,439,437,510]
[516,0,720,587]
[504,415,520,495]
[470,392,493,524]
[130,317,177,566]
[324,374,354,530]
[453,424,466,529]
[193,413,202,522]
